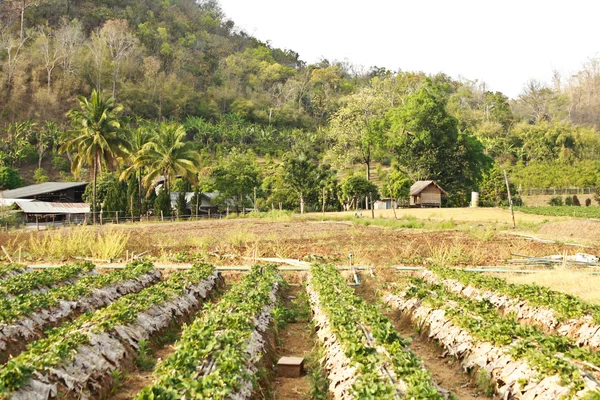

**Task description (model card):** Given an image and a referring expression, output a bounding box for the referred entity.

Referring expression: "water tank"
[471,192,479,207]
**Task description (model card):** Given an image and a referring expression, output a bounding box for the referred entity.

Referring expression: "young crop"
[0,262,95,297]
[428,265,600,324]
[0,261,155,324]
[0,264,29,280]
[399,278,600,397]
[0,263,217,397]
[137,264,282,400]
[308,264,445,400]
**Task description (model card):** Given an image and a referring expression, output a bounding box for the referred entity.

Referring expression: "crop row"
[386,277,600,399]
[0,262,95,297]
[0,263,221,399]
[0,260,161,363]
[307,264,445,400]
[424,266,600,349]
[137,264,282,400]
[0,264,30,281]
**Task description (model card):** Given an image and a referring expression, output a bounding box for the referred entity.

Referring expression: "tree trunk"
[365,160,370,181]
[92,158,97,225]
[20,2,25,44]
[137,168,142,218]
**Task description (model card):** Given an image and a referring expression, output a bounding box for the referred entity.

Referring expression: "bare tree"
[35,27,62,92]
[87,29,107,92]
[101,19,137,100]
[0,25,26,94]
[518,79,554,123]
[56,18,83,77]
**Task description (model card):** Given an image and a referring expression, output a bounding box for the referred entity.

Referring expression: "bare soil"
[273,284,313,400]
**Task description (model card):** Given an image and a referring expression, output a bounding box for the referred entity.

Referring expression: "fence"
[521,188,595,196]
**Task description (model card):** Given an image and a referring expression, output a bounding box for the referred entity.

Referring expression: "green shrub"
[52,155,70,172]
[0,167,24,190]
[548,196,563,206]
[33,168,50,183]
[564,196,573,206]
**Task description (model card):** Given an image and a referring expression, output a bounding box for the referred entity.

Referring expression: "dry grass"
[499,268,600,305]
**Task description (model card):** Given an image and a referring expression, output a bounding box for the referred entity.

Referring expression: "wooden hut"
[410,180,446,208]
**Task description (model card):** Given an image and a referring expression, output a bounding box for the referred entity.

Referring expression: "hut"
[410,180,446,208]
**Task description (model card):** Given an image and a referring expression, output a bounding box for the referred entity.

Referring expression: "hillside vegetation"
[1,0,600,213]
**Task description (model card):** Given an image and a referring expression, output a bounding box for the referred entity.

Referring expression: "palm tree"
[61,90,129,223]
[120,125,155,217]
[134,122,199,195]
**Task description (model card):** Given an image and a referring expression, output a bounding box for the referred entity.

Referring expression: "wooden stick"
[1,246,13,263]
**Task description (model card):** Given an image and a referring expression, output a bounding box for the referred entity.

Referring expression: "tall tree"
[101,19,137,100]
[120,125,155,217]
[134,122,199,195]
[61,90,129,222]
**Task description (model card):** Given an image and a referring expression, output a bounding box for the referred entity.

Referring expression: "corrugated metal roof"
[15,201,90,214]
[0,182,88,199]
[0,198,34,206]
[410,180,446,196]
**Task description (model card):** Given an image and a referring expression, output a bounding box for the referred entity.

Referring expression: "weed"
[110,369,126,395]
[225,229,256,247]
[475,369,495,397]
[135,340,156,371]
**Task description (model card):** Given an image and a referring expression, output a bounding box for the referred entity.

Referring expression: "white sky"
[218,0,600,99]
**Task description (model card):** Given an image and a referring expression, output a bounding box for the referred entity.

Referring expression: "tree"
[103,179,128,217]
[381,169,410,202]
[35,121,60,168]
[101,20,137,100]
[212,148,261,213]
[134,122,199,195]
[33,167,49,183]
[154,187,171,217]
[55,18,83,78]
[0,25,26,94]
[340,175,379,211]
[0,166,24,189]
[120,125,155,218]
[35,27,62,92]
[282,153,323,213]
[327,85,388,180]
[175,191,187,218]
[61,90,129,222]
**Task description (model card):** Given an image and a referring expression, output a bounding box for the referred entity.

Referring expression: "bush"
[565,196,573,206]
[154,187,171,217]
[586,198,592,207]
[573,195,581,206]
[33,168,50,183]
[0,167,25,190]
[548,196,563,206]
[52,155,70,172]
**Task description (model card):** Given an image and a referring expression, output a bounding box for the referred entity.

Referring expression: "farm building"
[0,182,90,226]
[410,180,446,208]
[169,192,220,215]
[0,182,88,204]
[374,198,395,210]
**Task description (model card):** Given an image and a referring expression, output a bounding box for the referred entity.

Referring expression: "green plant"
[135,340,156,371]
[0,167,24,190]
[475,369,495,397]
[33,168,50,183]
[549,196,563,206]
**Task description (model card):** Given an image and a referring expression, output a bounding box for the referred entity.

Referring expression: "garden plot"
[0,263,222,400]
[386,277,600,399]
[423,266,600,349]
[0,264,31,281]
[307,264,447,400]
[0,261,161,363]
[0,262,96,298]
[137,264,282,399]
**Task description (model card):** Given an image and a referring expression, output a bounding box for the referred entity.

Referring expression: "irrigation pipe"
[394,266,600,275]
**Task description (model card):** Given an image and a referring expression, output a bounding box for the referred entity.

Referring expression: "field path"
[273,284,312,400]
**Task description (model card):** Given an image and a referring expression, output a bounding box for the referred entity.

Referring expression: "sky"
[218,0,600,99]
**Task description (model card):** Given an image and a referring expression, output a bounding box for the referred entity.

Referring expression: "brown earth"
[273,284,313,400]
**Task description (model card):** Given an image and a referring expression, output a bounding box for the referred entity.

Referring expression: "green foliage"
[103,180,128,213]
[478,166,521,207]
[515,206,600,218]
[0,167,25,190]
[549,196,564,206]
[340,175,379,209]
[154,187,171,217]
[310,264,444,399]
[175,191,187,218]
[51,155,70,172]
[33,168,50,183]
[137,265,281,399]
[212,148,261,212]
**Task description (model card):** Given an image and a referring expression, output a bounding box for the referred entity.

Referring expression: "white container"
[471,192,479,207]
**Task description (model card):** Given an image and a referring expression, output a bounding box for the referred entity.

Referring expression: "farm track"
[0,263,161,363]
[0,265,222,399]
[354,277,487,400]
[385,278,600,399]
[422,267,600,350]
[273,284,312,400]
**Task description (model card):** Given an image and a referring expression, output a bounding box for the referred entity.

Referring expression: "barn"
[410,180,446,208]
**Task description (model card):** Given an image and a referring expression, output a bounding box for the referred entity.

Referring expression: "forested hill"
[2,0,600,210]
